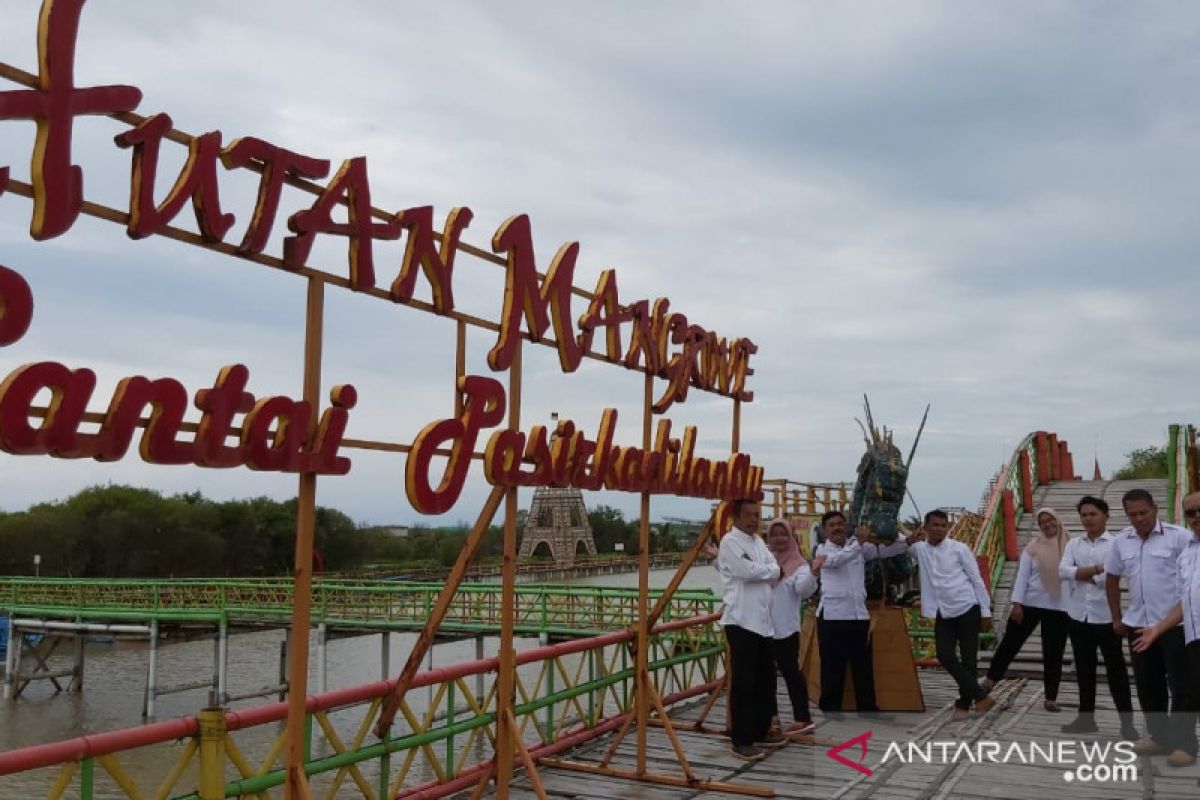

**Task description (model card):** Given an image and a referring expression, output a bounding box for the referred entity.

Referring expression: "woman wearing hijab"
[983,507,1071,711]
[766,518,819,736]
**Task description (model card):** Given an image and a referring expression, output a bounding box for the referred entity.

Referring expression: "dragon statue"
[848,397,929,601]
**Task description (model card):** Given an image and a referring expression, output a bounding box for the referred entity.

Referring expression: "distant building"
[519,487,597,565]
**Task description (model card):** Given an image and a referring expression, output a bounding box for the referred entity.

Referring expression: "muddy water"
[0,566,721,798]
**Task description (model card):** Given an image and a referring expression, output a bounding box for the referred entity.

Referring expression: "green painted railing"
[0,612,724,799]
[0,578,720,637]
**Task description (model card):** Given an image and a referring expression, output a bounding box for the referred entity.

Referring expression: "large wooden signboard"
[0,2,767,797]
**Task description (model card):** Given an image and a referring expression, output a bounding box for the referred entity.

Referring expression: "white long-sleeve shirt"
[1011,551,1066,611]
[1104,521,1191,628]
[815,538,868,620]
[861,540,912,562]
[716,527,780,637]
[910,538,991,620]
[1057,532,1114,624]
[770,566,818,639]
[1179,534,1200,645]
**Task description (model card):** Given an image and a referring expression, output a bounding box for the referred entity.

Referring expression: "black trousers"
[1127,626,1196,753]
[1068,619,1133,715]
[817,616,877,712]
[724,624,776,746]
[986,605,1069,700]
[1187,640,1200,741]
[935,604,987,710]
[769,632,811,723]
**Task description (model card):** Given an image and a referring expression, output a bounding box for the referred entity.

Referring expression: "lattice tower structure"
[519,486,597,565]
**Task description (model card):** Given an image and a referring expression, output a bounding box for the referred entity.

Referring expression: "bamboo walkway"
[491,667,1199,799]
[488,478,1199,799]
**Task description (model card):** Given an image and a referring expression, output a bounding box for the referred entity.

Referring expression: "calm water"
[0,567,720,797]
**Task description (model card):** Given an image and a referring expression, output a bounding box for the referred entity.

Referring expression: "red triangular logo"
[826,730,873,776]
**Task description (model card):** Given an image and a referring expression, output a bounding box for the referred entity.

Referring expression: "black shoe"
[755,734,787,749]
[1061,716,1098,734]
[730,744,766,761]
[822,709,845,720]
[1119,725,1140,742]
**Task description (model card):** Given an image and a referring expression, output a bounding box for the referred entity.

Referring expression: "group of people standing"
[708,499,818,760]
[984,489,1200,768]
[714,489,1200,767]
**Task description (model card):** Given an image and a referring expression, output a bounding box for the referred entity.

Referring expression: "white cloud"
[0,0,1197,524]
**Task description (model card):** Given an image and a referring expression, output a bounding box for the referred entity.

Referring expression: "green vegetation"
[1112,445,1170,480]
[0,487,674,578]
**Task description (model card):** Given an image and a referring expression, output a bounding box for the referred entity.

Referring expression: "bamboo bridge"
[0,425,1196,799]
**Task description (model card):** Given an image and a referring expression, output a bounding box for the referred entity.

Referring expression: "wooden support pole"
[380,632,390,681]
[285,276,324,800]
[374,486,504,735]
[495,341,522,796]
[454,320,467,417]
[635,373,652,775]
[1035,431,1051,484]
[1018,450,1034,513]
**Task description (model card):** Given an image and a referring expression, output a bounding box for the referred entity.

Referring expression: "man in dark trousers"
[716,498,785,760]
[906,509,995,719]
[1131,490,1200,767]
[1059,495,1137,738]
[810,510,879,716]
[1106,488,1193,766]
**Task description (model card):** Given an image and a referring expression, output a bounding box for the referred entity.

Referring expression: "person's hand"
[1009,603,1024,625]
[1113,620,1129,636]
[855,525,870,544]
[906,527,926,546]
[810,555,827,574]
[1131,626,1159,653]
[979,617,994,633]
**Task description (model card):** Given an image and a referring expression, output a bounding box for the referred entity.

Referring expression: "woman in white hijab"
[765,518,819,736]
[982,507,1071,711]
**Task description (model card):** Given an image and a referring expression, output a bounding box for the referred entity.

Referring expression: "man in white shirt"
[1131,490,1200,769]
[810,510,879,715]
[1104,488,1193,765]
[905,509,995,718]
[716,498,784,760]
[1058,495,1136,738]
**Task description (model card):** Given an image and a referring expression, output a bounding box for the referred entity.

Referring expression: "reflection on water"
[0,566,720,797]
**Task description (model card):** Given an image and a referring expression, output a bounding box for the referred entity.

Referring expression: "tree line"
[0,485,681,578]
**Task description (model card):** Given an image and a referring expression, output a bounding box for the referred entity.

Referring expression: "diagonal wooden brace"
[374,486,505,737]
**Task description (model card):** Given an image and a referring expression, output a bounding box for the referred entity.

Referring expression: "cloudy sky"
[0,1,1197,528]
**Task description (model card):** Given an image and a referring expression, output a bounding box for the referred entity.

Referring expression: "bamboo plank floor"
[486,668,1199,799]
[483,480,1195,798]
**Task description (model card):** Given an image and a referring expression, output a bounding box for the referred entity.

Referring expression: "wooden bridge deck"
[493,667,1199,799]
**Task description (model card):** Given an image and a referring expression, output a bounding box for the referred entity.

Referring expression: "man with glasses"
[1106,489,1194,766]
[1133,490,1200,769]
